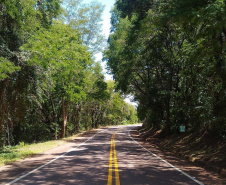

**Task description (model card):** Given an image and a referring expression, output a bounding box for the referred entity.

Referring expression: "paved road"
[3,125,203,185]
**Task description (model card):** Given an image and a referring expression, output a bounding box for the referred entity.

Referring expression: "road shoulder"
[130,127,226,185]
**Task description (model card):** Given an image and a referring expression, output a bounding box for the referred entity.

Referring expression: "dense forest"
[0,0,138,148]
[105,0,226,138]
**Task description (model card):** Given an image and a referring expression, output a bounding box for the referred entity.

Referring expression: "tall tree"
[62,0,106,54]
[0,0,61,147]
[105,0,226,137]
[22,22,91,138]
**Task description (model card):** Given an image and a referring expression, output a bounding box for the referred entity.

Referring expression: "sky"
[83,0,137,106]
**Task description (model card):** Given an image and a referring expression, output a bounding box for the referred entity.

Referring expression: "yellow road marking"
[113,137,120,185]
[107,139,113,185]
[107,129,121,185]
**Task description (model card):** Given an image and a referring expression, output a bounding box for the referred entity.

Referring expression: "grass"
[0,133,83,167]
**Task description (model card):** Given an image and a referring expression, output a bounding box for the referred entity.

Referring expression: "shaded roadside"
[131,127,226,185]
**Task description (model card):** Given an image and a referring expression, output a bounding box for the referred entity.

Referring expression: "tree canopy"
[104,0,226,138]
[0,0,137,148]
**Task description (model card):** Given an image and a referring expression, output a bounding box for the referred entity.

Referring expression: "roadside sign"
[180,125,185,132]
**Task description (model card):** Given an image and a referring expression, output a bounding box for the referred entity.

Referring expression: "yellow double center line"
[107,130,120,185]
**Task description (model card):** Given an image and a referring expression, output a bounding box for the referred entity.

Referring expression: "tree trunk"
[95,110,103,128]
[0,80,6,148]
[91,104,95,128]
[165,72,173,130]
[85,105,89,130]
[61,97,70,138]
[0,114,4,148]
[75,104,81,133]
[165,96,171,134]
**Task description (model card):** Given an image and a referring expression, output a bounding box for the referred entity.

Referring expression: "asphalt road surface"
[3,125,204,185]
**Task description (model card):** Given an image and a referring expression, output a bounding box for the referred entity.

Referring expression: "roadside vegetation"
[0,140,65,166]
[139,126,226,176]
[104,0,226,176]
[105,0,226,139]
[0,131,89,166]
[0,0,138,150]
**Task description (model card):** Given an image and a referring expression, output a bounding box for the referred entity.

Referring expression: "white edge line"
[128,127,204,185]
[6,129,105,185]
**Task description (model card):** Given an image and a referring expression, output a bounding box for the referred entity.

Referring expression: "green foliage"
[105,0,226,138]
[0,139,65,166]
[22,21,91,102]
[0,0,61,146]
[0,57,20,80]
[0,0,138,147]
[103,81,138,126]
